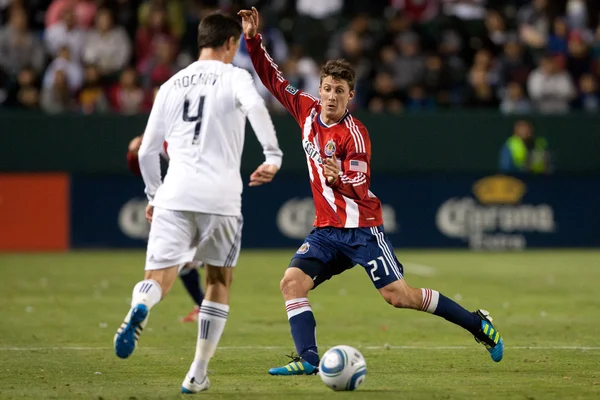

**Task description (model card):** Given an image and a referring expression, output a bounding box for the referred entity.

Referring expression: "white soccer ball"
[319,345,367,391]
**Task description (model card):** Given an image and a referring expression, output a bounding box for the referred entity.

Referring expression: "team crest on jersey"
[285,84,299,95]
[324,140,336,157]
[297,242,310,254]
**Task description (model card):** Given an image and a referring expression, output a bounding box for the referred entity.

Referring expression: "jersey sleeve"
[138,86,168,202]
[328,121,372,200]
[245,34,317,125]
[234,68,283,168]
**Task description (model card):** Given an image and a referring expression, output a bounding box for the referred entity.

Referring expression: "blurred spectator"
[83,8,131,77]
[46,0,97,29]
[547,18,569,56]
[43,47,83,92]
[391,0,439,25]
[366,71,403,113]
[109,67,146,114]
[138,36,177,88]
[498,39,531,87]
[41,68,74,113]
[483,10,510,55]
[296,0,342,20]
[405,85,436,111]
[0,7,45,77]
[565,0,588,31]
[566,31,592,81]
[422,54,453,105]
[572,73,600,111]
[465,66,499,108]
[517,0,550,50]
[527,54,576,113]
[7,67,40,109]
[45,7,86,62]
[437,29,466,90]
[136,6,177,70]
[500,81,532,114]
[393,32,426,93]
[111,0,141,39]
[79,64,109,114]
[499,119,551,174]
[138,0,185,39]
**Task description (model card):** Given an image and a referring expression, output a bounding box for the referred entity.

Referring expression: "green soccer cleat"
[268,353,318,376]
[473,309,504,362]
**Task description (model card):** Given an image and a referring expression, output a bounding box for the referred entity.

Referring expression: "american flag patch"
[349,160,367,173]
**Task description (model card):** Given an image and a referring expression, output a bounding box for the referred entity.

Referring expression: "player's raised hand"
[323,154,341,184]
[249,163,278,186]
[237,6,259,39]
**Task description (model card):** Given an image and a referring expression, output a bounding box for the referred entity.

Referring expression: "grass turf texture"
[1,250,599,399]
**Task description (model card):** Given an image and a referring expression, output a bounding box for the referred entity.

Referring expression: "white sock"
[188,300,229,380]
[420,288,440,313]
[131,279,162,310]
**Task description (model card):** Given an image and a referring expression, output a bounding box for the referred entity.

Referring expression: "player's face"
[319,76,355,122]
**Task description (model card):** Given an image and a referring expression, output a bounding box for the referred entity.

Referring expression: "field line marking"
[0,346,598,351]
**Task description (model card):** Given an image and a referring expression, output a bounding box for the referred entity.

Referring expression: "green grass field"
[1,250,599,399]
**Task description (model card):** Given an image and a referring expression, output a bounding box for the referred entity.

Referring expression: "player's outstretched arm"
[234,68,282,186]
[238,7,316,124]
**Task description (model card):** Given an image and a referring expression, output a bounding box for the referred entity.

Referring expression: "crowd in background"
[0,0,599,115]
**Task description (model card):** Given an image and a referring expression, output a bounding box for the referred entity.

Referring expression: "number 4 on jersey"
[183,96,206,145]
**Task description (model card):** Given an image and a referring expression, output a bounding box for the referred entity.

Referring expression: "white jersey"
[138,59,283,216]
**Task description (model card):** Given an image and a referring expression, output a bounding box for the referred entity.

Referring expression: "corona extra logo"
[472,175,526,205]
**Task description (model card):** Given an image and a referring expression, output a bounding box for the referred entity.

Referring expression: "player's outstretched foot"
[473,309,504,362]
[114,304,149,359]
[268,353,318,376]
[181,375,210,394]
[180,305,200,323]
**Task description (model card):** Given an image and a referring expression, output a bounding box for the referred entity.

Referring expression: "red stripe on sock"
[421,289,432,311]
[286,302,310,312]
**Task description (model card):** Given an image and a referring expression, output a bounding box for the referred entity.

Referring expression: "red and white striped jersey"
[246,34,383,228]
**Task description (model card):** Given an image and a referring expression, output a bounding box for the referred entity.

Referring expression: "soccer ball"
[319,345,367,391]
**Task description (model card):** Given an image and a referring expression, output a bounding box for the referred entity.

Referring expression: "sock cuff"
[285,298,312,320]
[200,300,230,318]
[420,288,440,313]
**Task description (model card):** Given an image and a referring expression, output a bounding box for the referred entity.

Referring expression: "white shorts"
[145,207,243,271]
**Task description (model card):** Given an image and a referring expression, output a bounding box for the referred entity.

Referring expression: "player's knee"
[386,293,413,309]
[280,268,311,298]
[380,281,419,309]
[205,266,233,288]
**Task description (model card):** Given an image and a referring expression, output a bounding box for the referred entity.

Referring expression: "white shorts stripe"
[371,227,402,279]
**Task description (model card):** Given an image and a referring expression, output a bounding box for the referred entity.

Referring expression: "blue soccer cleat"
[114,304,149,359]
[268,353,318,376]
[473,309,504,362]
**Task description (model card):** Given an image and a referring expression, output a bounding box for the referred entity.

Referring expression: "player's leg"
[181,214,242,394]
[179,263,204,322]
[363,226,504,362]
[269,231,352,376]
[114,207,198,359]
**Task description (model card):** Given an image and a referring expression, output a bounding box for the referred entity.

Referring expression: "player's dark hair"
[197,12,242,52]
[320,59,356,91]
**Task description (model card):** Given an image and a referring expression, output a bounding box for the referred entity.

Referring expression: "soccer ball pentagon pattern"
[319,345,367,391]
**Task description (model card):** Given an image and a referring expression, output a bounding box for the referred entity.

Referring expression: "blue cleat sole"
[489,337,504,362]
[181,387,194,394]
[115,304,148,359]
